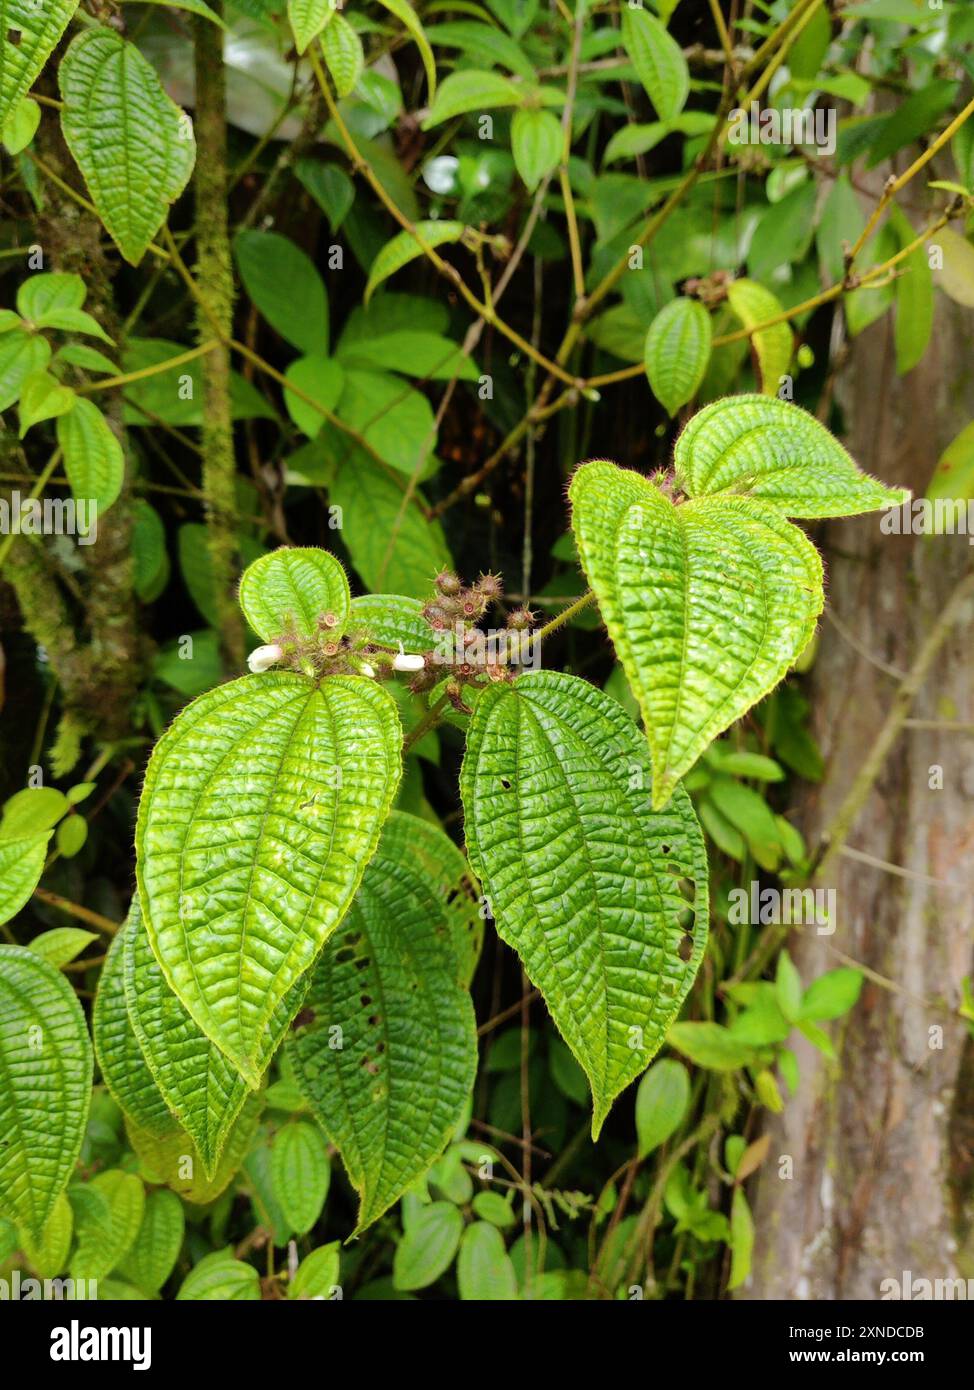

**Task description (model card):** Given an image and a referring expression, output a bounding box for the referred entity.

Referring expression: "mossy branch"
[193,6,245,671]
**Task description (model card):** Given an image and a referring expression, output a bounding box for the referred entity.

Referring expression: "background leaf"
[0,946,93,1236]
[59,28,195,265]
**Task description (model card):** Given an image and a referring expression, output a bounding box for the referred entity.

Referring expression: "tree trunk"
[745,286,974,1299]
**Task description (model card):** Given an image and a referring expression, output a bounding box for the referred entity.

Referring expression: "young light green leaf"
[122,907,251,1177]
[635,1058,689,1158]
[282,354,344,438]
[932,227,974,309]
[0,946,93,1237]
[234,230,329,356]
[93,922,178,1141]
[421,69,523,128]
[59,28,196,266]
[0,0,79,128]
[672,395,910,517]
[127,1092,264,1206]
[667,1021,758,1071]
[18,1191,73,1278]
[18,372,75,437]
[571,461,825,807]
[728,1186,754,1291]
[511,107,562,192]
[726,280,793,396]
[0,832,50,927]
[643,297,711,416]
[348,593,431,654]
[17,272,84,323]
[336,330,478,381]
[926,419,974,509]
[457,1222,518,1300]
[289,1242,340,1299]
[331,444,450,598]
[117,1188,185,1295]
[270,1122,331,1235]
[57,397,125,515]
[620,6,688,122]
[0,328,50,412]
[460,671,709,1137]
[288,0,334,55]
[425,19,535,80]
[800,967,863,1022]
[1,93,39,154]
[1,786,68,836]
[239,547,351,642]
[136,672,402,1085]
[75,1169,144,1279]
[392,1202,463,1290]
[288,812,478,1232]
[321,12,364,99]
[56,817,87,860]
[27,927,97,969]
[365,221,466,302]
[177,1250,261,1300]
[376,0,436,100]
[775,950,803,1024]
[889,204,933,376]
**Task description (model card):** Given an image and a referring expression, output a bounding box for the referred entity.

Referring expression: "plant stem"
[536,590,597,640]
[192,4,245,671]
[33,888,119,937]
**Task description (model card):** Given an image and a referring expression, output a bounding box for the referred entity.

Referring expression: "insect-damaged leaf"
[460,671,708,1137]
[288,812,478,1232]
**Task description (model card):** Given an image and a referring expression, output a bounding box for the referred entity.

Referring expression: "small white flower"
[247,643,283,673]
[392,651,425,672]
[358,661,377,679]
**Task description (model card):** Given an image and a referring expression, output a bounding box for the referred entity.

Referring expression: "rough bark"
[745,288,974,1300]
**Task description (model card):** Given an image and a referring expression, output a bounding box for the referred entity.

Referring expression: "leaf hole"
[368,1013,381,1027]
[499,777,512,790]
[360,994,372,1007]
[334,946,355,964]
[677,933,694,962]
[8,28,22,44]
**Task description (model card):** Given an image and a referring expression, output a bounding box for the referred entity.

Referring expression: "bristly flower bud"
[475,571,503,600]
[461,591,488,619]
[435,570,462,597]
[506,606,536,631]
[423,602,449,631]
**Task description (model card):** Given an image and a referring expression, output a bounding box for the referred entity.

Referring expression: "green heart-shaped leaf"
[122,906,251,1176]
[59,28,195,266]
[460,671,709,1137]
[92,923,179,1141]
[571,460,824,808]
[0,946,93,1236]
[0,0,79,128]
[288,812,478,1232]
[238,547,351,642]
[673,394,909,517]
[136,672,402,1085]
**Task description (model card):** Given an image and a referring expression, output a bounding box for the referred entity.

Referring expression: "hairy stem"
[193,6,245,671]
